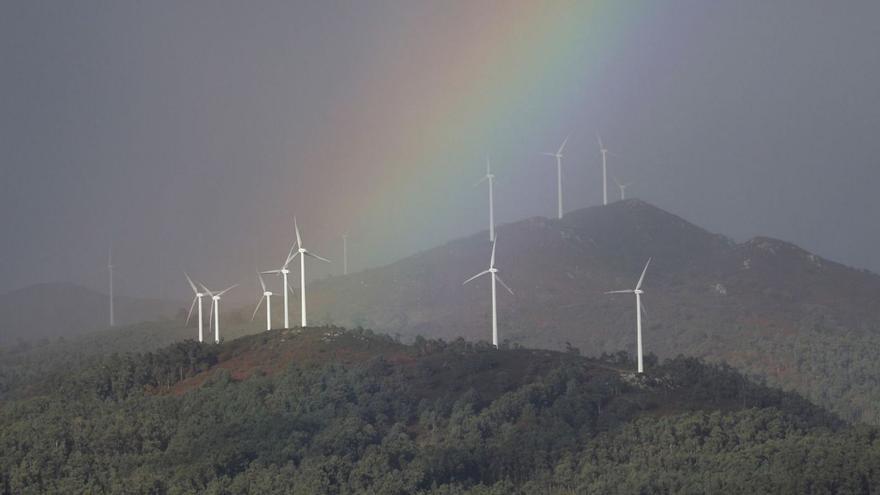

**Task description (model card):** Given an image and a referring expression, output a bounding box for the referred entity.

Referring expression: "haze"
[2,0,878,302]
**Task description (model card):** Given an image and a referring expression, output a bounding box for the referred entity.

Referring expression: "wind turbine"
[598,135,609,206]
[463,238,514,347]
[184,273,207,342]
[474,157,496,242]
[288,218,330,327]
[542,135,570,219]
[251,273,273,331]
[203,283,237,344]
[262,240,298,328]
[107,247,114,327]
[606,258,651,373]
[613,176,632,201]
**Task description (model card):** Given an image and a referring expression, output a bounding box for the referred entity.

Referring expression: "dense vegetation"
[298,200,880,426]
[1,327,877,494]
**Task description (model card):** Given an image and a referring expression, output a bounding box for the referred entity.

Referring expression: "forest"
[1,327,878,494]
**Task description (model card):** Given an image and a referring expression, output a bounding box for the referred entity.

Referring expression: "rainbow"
[295,1,644,254]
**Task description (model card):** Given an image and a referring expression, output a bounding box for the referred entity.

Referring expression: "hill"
[0,283,182,345]
[0,328,877,494]
[299,200,880,424]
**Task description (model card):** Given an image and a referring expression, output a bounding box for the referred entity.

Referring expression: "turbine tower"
[542,135,569,219]
[288,218,330,327]
[463,238,514,347]
[107,247,114,327]
[598,135,609,206]
[613,176,632,201]
[262,239,299,328]
[203,283,237,344]
[475,157,496,242]
[251,273,273,331]
[606,258,652,373]
[184,273,206,342]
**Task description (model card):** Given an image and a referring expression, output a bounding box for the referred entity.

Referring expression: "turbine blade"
[605,290,633,294]
[287,282,296,295]
[283,242,298,268]
[640,299,648,318]
[184,272,198,294]
[463,270,491,285]
[262,269,282,274]
[217,284,238,297]
[251,295,265,322]
[597,133,604,150]
[490,238,497,268]
[286,250,301,266]
[613,176,622,187]
[496,274,514,296]
[473,176,489,187]
[186,296,197,325]
[305,251,331,263]
[636,258,652,290]
[294,217,302,249]
[208,301,215,330]
[258,273,266,292]
[486,156,491,175]
[541,152,557,157]
[200,284,214,297]
[557,134,570,155]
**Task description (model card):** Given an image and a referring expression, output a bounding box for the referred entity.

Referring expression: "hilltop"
[2,328,878,494]
[297,199,880,424]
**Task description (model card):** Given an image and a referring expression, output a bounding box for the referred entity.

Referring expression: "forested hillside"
[1,327,877,494]
[300,200,880,424]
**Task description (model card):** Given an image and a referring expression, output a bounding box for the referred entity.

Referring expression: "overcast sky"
[2,0,878,302]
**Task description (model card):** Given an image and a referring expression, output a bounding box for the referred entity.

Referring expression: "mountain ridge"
[0,282,182,344]
[299,199,880,423]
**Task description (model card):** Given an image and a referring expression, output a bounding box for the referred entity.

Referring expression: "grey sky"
[1,1,878,303]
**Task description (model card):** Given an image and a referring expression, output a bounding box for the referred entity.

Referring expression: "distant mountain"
[3,328,878,493]
[0,282,182,344]
[303,199,880,424]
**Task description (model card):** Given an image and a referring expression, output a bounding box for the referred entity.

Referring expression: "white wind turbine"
[606,258,651,373]
[463,238,514,348]
[262,240,299,328]
[184,273,207,342]
[288,218,330,327]
[202,283,237,344]
[251,273,273,331]
[613,176,632,201]
[474,157,496,242]
[542,135,570,219]
[598,135,609,206]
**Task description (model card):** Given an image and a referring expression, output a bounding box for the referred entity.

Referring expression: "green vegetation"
[1,327,877,494]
